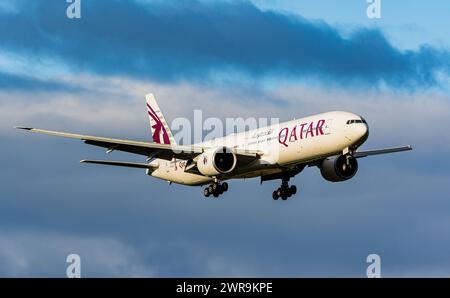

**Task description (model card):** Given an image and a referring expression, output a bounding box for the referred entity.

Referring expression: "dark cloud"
[2,0,450,277]
[1,0,449,88]
[2,134,450,277]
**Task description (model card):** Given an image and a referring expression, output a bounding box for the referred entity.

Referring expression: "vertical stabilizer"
[146,93,176,145]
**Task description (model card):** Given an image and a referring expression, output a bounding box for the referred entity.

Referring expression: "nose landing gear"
[272,178,297,201]
[204,182,228,198]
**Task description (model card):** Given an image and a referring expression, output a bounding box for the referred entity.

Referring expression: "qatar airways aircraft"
[17,93,411,200]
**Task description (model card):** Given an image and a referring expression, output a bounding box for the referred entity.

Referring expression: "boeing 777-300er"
[17,93,412,200]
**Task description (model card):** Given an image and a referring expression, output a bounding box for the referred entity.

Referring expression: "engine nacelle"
[320,155,358,182]
[197,147,237,176]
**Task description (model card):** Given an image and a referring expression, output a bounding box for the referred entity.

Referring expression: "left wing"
[354,145,412,158]
[80,159,157,169]
[16,126,202,159]
[15,127,261,162]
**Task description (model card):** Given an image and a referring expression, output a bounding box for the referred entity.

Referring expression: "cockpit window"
[346,119,367,125]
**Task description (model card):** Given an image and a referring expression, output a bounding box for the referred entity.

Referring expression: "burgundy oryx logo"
[147,103,171,144]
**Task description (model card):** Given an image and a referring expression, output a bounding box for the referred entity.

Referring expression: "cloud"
[2,143,450,277]
[1,0,449,88]
[0,0,18,15]
[0,71,79,91]
[0,73,287,141]
[3,102,450,277]
[3,73,450,153]
[2,1,450,277]
[0,230,156,277]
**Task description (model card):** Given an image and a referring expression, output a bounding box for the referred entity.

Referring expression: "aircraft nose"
[358,123,369,142]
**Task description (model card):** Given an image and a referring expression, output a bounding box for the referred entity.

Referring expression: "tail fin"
[146,93,176,145]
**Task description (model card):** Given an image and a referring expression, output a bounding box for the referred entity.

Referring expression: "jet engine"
[320,154,358,182]
[197,147,237,176]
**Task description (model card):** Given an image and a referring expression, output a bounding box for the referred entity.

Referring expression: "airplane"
[16,93,412,200]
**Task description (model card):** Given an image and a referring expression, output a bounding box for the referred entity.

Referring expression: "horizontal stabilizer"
[80,160,157,169]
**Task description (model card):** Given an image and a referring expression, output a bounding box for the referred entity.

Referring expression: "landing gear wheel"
[276,188,282,198]
[281,187,290,199]
[272,191,279,200]
[203,181,230,198]
[290,185,297,195]
[222,182,229,192]
[272,175,298,200]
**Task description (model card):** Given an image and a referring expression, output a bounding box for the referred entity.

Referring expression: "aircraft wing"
[354,145,412,158]
[15,127,261,161]
[80,160,157,169]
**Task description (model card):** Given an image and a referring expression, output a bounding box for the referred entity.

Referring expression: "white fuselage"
[148,111,369,185]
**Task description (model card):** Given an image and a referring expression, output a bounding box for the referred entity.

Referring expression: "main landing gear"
[204,181,229,198]
[272,178,297,201]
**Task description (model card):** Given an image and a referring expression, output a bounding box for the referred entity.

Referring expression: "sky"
[1,0,450,277]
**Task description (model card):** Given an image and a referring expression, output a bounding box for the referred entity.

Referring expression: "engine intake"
[320,154,358,182]
[197,147,237,176]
